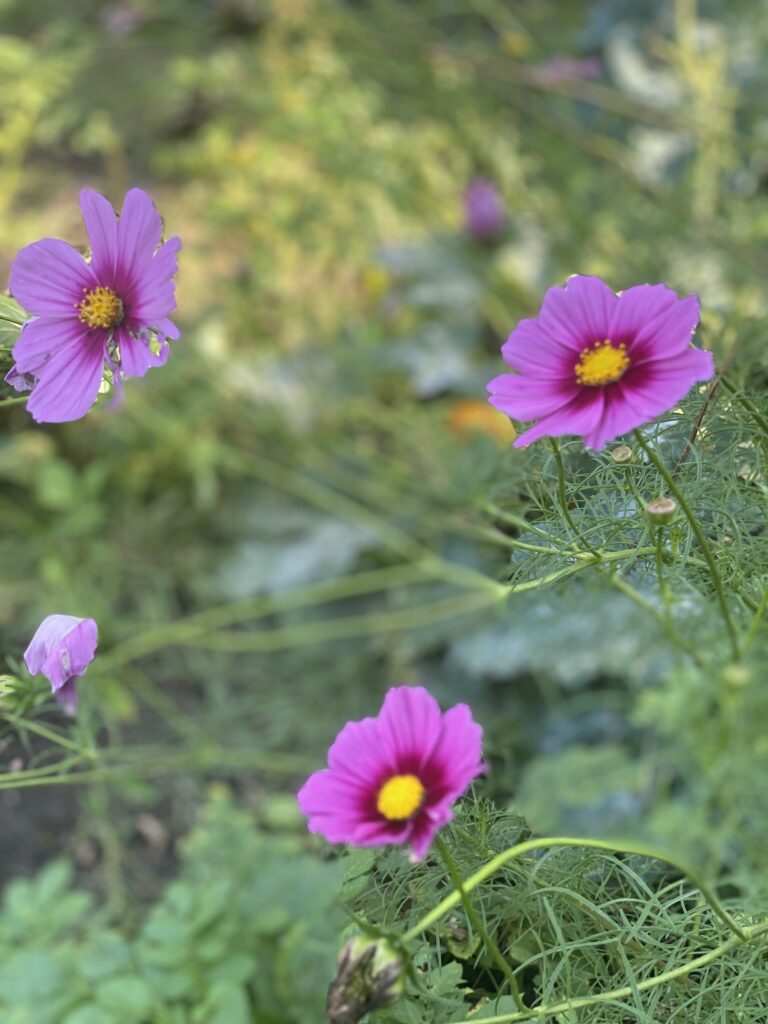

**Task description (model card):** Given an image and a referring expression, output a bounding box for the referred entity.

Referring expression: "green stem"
[744,583,768,652]
[434,835,526,1012]
[633,430,739,659]
[447,919,768,1024]
[0,395,28,408]
[404,835,746,945]
[549,438,598,553]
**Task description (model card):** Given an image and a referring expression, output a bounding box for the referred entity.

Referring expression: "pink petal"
[501,317,582,374]
[26,332,106,423]
[12,317,88,374]
[297,769,371,844]
[116,327,169,379]
[539,275,618,348]
[488,373,579,421]
[377,686,443,774]
[610,285,700,362]
[24,615,98,692]
[409,802,454,861]
[10,239,95,317]
[619,349,714,425]
[425,704,484,799]
[328,716,393,784]
[54,678,79,716]
[80,189,119,284]
[116,188,164,290]
[154,317,180,341]
[581,386,641,450]
[514,389,605,447]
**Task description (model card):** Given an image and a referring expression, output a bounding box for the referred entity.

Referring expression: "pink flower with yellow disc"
[6,188,180,423]
[298,686,484,861]
[487,275,714,450]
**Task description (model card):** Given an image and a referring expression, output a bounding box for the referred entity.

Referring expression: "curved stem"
[434,835,526,1011]
[404,835,746,945]
[633,430,739,659]
[446,918,768,1024]
[548,438,598,554]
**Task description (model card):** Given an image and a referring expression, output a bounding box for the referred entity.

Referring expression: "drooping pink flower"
[297,686,484,861]
[464,177,506,242]
[487,275,714,450]
[6,188,181,423]
[24,615,98,715]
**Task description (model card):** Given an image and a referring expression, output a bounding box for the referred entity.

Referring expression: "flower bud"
[464,177,505,243]
[326,935,404,1024]
[645,496,678,526]
[611,444,633,464]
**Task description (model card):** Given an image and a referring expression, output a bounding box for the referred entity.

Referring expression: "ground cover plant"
[2,0,768,1021]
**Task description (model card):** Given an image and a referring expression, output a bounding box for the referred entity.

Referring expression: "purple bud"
[464,177,505,242]
[24,615,98,716]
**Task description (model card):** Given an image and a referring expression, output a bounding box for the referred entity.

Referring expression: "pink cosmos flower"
[6,188,181,423]
[464,177,506,242]
[297,686,484,861]
[23,615,98,715]
[487,275,714,450]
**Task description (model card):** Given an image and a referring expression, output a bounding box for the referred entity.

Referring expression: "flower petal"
[297,769,371,844]
[514,389,605,447]
[116,188,164,291]
[377,686,443,774]
[10,239,95,317]
[116,327,170,379]
[25,332,106,423]
[619,349,714,426]
[409,802,454,861]
[610,285,700,361]
[54,678,79,716]
[425,704,484,800]
[12,317,87,373]
[539,275,618,348]
[24,615,98,693]
[501,317,582,375]
[80,189,119,284]
[488,374,579,422]
[328,716,393,784]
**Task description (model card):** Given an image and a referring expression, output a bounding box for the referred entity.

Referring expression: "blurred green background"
[2,3,768,1016]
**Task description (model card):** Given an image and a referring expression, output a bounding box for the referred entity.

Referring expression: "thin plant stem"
[548,438,599,554]
[743,582,768,652]
[405,835,746,945]
[434,835,526,1012]
[447,919,768,1024]
[633,430,739,659]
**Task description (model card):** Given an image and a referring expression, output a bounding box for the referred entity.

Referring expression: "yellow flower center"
[574,340,630,387]
[77,287,124,330]
[376,774,425,821]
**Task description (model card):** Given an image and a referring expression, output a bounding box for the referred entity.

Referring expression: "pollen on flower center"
[376,774,425,821]
[77,286,124,330]
[574,339,630,387]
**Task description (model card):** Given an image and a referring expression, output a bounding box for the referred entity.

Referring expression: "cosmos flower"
[6,188,181,423]
[23,615,98,715]
[297,686,484,861]
[464,177,506,242]
[487,275,714,450]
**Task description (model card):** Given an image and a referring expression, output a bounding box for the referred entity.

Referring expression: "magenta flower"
[24,615,98,715]
[464,177,506,242]
[297,686,484,861]
[6,188,181,423]
[487,275,714,450]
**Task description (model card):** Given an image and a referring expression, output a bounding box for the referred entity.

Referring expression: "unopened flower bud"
[645,496,678,526]
[611,445,633,464]
[326,935,404,1024]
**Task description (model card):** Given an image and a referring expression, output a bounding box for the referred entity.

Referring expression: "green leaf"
[94,976,154,1019]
